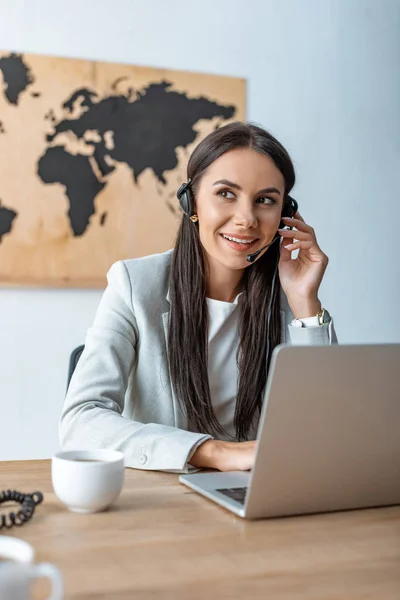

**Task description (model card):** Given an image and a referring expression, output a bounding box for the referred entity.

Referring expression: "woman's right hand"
[189,439,256,471]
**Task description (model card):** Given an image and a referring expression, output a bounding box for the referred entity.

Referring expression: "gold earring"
[189,214,199,223]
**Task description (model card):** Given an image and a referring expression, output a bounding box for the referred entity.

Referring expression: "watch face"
[321,309,331,324]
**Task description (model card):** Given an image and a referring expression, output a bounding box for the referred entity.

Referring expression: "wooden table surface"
[1,460,400,599]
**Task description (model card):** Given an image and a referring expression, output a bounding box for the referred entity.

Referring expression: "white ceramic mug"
[52,449,125,513]
[0,536,63,600]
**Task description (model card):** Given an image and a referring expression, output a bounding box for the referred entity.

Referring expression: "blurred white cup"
[0,536,63,600]
[52,449,124,513]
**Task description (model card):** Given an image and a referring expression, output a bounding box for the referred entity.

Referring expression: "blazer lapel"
[162,290,188,430]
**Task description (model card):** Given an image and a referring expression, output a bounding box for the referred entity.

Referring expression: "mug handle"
[32,562,63,600]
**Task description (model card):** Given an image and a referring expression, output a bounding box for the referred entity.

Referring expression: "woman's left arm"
[278,211,338,345]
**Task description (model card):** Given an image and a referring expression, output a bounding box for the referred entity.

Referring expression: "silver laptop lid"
[245,344,400,519]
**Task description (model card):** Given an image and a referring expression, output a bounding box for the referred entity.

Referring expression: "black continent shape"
[47,82,235,184]
[0,205,17,242]
[38,81,236,236]
[38,147,105,237]
[0,53,34,105]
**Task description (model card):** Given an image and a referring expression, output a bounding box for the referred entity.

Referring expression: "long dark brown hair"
[168,122,295,440]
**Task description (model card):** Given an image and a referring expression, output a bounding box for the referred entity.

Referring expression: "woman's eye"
[256,196,275,206]
[218,189,235,199]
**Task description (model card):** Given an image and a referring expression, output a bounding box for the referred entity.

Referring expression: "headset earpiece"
[177,179,194,218]
[280,194,298,228]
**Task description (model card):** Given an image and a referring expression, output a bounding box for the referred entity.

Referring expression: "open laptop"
[179,344,400,519]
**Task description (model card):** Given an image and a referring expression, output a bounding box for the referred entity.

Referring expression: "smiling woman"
[196,153,286,269]
[60,122,337,474]
[217,182,280,252]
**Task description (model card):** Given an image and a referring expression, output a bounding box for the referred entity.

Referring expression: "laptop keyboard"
[216,486,248,504]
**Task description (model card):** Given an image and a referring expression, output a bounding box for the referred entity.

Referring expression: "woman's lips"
[219,234,260,253]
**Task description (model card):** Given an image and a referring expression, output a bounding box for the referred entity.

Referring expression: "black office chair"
[66,345,85,392]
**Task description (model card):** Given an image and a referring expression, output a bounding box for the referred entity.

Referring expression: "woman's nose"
[233,204,258,229]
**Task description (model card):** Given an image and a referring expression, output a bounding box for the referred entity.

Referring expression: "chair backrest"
[67,345,85,392]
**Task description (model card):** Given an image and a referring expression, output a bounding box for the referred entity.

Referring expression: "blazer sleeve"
[287,319,338,345]
[281,298,338,345]
[59,261,211,473]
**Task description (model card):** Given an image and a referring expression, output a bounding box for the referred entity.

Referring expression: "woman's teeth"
[222,234,256,245]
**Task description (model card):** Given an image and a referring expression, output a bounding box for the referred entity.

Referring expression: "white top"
[207,294,241,441]
[206,296,324,442]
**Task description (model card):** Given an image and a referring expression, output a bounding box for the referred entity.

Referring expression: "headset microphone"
[246,236,280,263]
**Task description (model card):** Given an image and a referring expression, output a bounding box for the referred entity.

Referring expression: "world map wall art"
[0,52,245,287]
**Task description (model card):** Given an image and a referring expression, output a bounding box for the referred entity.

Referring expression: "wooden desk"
[1,460,400,599]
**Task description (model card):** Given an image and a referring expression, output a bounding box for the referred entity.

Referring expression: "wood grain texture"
[1,460,400,599]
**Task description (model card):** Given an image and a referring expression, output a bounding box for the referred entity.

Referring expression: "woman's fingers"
[278,228,311,241]
[284,240,328,265]
[281,216,315,236]
[283,240,315,252]
[279,237,294,260]
[279,212,326,258]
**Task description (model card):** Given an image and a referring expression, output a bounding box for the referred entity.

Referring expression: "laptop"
[179,344,400,519]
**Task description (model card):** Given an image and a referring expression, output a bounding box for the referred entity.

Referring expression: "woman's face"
[194,148,286,271]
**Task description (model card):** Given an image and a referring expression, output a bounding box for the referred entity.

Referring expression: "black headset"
[177,178,298,230]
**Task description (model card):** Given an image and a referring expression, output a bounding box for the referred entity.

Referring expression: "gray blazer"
[59,249,337,472]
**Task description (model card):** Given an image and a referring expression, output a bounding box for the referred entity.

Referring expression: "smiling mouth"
[220,233,260,252]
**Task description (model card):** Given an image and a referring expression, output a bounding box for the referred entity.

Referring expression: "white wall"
[1,0,399,461]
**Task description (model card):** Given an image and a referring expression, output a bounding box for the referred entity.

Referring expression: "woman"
[60,121,337,473]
